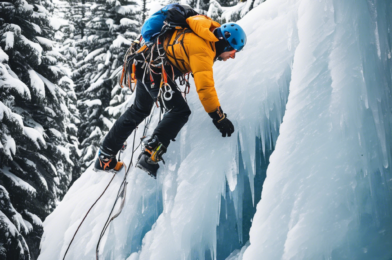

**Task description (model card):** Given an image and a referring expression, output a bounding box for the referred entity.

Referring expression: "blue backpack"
[141,3,198,43]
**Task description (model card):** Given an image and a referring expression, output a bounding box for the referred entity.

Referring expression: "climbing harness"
[119,27,192,109]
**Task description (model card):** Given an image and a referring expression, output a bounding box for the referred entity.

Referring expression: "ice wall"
[243,0,392,259]
[39,0,296,258]
[38,0,392,259]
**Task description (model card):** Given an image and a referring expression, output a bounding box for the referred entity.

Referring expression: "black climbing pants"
[102,61,191,155]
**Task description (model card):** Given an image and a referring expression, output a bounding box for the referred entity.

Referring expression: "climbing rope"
[64,33,188,259]
[62,112,153,260]
[95,126,138,260]
[62,170,117,260]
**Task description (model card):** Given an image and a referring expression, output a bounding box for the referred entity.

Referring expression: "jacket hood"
[186,15,220,42]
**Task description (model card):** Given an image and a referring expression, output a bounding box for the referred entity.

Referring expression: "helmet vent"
[231,38,237,45]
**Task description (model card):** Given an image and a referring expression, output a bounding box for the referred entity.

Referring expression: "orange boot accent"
[114,161,124,171]
[100,158,112,171]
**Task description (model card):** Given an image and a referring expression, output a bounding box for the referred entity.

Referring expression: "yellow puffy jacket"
[163,15,221,113]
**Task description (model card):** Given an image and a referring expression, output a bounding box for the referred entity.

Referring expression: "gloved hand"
[208,107,235,137]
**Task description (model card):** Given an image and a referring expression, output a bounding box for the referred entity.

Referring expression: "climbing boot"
[94,148,124,172]
[136,136,166,178]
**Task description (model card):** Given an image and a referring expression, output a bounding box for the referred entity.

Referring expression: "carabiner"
[163,84,175,101]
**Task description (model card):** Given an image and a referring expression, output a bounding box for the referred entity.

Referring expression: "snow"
[120,18,139,27]
[105,51,111,66]
[49,128,62,139]
[112,35,133,48]
[36,72,59,102]
[28,69,46,98]
[67,123,78,133]
[11,112,24,129]
[4,23,21,34]
[47,50,66,61]
[30,22,42,34]
[13,211,30,235]
[23,219,33,234]
[44,106,56,117]
[19,0,34,12]
[36,37,54,49]
[39,0,392,260]
[20,35,43,64]
[2,31,15,50]
[85,79,104,92]
[83,99,102,107]
[0,211,18,237]
[3,135,16,160]
[84,48,105,62]
[148,2,163,16]
[25,211,43,227]
[57,146,74,166]
[50,16,69,30]
[2,168,37,194]
[36,170,49,190]
[0,47,9,62]
[102,117,114,130]
[0,101,11,121]
[0,63,31,100]
[115,5,141,16]
[24,126,46,149]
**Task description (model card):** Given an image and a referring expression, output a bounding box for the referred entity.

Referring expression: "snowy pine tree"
[0,0,80,259]
[208,0,265,23]
[73,0,141,171]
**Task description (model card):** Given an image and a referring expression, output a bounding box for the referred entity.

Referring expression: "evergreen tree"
[0,0,80,259]
[207,0,265,23]
[74,0,141,171]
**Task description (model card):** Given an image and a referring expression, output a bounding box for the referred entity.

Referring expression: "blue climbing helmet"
[219,22,247,52]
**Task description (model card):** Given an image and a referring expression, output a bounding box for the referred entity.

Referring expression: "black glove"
[208,107,235,137]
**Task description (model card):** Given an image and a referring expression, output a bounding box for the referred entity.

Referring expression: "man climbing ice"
[94,6,247,178]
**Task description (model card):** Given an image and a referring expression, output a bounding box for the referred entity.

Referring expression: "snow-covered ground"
[38,0,392,259]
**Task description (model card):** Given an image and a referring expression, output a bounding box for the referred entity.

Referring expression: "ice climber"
[94,12,247,177]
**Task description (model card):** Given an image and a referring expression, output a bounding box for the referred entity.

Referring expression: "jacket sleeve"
[189,46,221,113]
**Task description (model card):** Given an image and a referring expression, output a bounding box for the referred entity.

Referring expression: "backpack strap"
[164,28,192,73]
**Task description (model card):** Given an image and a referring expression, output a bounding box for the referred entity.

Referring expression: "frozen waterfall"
[38,0,392,259]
